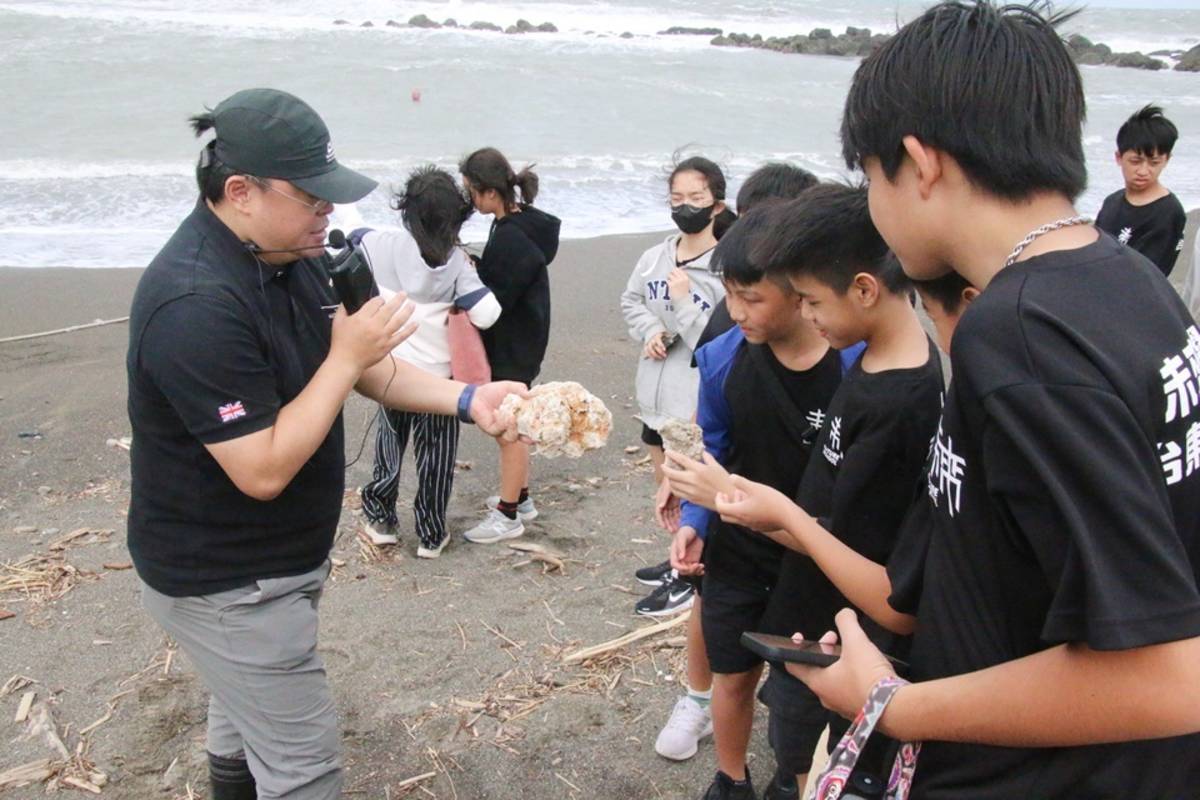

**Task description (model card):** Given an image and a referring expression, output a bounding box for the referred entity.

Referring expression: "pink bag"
[447,308,491,385]
[809,677,920,800]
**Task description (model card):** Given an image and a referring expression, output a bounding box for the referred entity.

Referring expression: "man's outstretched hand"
[469,382,530,440]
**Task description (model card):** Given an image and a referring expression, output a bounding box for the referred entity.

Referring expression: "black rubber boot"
[209,752,257,800]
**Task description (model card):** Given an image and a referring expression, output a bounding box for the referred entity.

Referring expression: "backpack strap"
[745,344,821,450]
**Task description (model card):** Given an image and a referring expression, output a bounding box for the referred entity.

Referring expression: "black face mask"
[671,203,715,235]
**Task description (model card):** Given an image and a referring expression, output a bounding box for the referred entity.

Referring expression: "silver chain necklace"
[1004,215,1092,267]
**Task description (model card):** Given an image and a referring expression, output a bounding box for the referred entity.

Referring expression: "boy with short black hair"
[662,204,855,800]
[642,163,824,770]
[753,183,942,796]
[777,3,1200,798]
[692,163,821,355]
[1096,105,1187,276]
[912,272,978,356]
[714,273,978,642]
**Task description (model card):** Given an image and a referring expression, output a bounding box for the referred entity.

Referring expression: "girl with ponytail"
[459,147,561,544]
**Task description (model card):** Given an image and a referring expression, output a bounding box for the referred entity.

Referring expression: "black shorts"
[758,666,835,776]
[640,423,663,448]
[700,575,779,674]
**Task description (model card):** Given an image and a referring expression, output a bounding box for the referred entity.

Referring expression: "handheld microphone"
[325,228,378,314]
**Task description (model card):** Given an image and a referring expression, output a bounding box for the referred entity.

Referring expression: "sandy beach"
[0,231,788,799]
[3,213,1198,799]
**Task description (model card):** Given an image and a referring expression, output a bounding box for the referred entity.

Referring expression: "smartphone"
[741,631,908,669]
[740,632,842,666]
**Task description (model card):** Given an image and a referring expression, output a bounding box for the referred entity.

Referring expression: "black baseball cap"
[208,88,377,204]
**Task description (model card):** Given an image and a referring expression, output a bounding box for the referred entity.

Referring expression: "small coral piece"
[658,418,704,460]
[498,381,613,458]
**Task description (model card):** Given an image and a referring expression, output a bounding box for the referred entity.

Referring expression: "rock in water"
[408,14,441,28]
[1176,44,1200,72]
[659,26,723,36]
[1112,52,1165,70]
[499,382,612,458]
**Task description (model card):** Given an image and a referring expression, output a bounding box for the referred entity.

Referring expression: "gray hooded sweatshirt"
[620,234,726,430]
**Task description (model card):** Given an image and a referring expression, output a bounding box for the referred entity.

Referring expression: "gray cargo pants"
[141,561,341,799]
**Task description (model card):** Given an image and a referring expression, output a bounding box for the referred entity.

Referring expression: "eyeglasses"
[247,176,333,214]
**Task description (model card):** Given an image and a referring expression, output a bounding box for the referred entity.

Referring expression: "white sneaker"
[416,538,448,559]
[463,509,525,544]
[363,519,398,546]
[654,694,713,761]
[485,495,539,521]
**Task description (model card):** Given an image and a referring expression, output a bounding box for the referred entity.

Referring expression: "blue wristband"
[456,384,477,424]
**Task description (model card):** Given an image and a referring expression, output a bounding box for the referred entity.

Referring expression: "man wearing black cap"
[126,88,523,800]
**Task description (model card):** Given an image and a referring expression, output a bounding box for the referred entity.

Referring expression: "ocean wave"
[5,137,1195,269]
[0,159,194,180]
[0,149,836,267]
[5,0,1192,55]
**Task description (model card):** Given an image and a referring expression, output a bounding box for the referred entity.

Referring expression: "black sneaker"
[763,769,799,800]
[635,559,673,586]
[701,769,756,800]
[635,576,694,617]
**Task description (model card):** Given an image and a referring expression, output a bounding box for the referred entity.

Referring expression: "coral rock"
[500,382,612,458]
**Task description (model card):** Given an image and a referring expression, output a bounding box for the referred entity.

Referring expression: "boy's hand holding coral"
[662,450,736,510]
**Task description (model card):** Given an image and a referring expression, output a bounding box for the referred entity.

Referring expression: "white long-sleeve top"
[355,227,501,378]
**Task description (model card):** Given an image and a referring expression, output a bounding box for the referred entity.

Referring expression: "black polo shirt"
[127,198,344,597]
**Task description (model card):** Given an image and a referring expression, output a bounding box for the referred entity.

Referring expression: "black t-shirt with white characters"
[887,236,1200,799]
[1095,189,1187,277]
[703,342,845,594]
[774,339,944,642]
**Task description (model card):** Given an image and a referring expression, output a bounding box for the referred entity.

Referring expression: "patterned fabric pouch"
[808,677,921,800]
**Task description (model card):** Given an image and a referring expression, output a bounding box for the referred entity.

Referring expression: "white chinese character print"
[1187,422,1200,478]
[806,409,827,430]
[930,432,965,517]
[1160,354,1199,423]
[1161,440,1184,485]
[1118,227,1133,245]
[822,416,843,466]
[1184,326,1200,378]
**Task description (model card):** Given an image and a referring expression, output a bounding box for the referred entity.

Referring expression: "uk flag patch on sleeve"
[219,401,247,423]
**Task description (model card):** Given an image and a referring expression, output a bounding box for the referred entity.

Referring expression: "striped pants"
[360,409,460,548]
